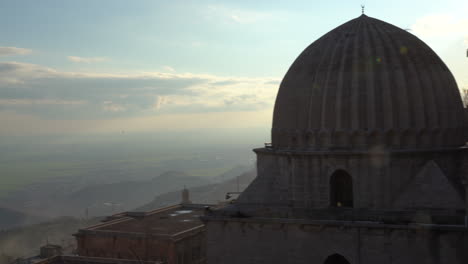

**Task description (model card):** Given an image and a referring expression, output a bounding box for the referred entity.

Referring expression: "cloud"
[162,66,175,72]
[0,99,86,105]
[210,80,238,86]
[411,13,468,45]
[264,80,280,85]
[0,47,32,56]
[67,56,108,63]
[205,5,271,25]
[152,95,166,111]
[191,41,203,47]
[0,61,279,121]
[0,62,58,85]
[102,101,126,112]
[410,12,468,92]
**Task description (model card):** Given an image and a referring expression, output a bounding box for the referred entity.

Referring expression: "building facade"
[203,14,468,264]
[76,203,207,264]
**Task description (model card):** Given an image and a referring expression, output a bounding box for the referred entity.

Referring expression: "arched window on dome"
[324,254,351,264]
[330,170,353,208]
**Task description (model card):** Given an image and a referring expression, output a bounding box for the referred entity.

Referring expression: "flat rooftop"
[79,204,208,238]
[36,255,163,264]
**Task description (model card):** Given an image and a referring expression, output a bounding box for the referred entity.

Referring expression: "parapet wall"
[205,217,468,264]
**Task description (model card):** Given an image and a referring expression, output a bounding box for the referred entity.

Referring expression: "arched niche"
[324,253,351,264]
[329,170,353,208]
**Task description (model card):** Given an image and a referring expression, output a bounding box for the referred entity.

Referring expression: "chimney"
[181,187,192,204]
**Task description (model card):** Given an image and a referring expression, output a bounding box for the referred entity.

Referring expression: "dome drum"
[271,127,465,151]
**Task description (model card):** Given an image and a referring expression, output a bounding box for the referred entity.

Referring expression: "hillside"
[0,168,256,258]
[0,208,43,230]
[0,216,100,260]
[137,169,256,211]
[0,171,212,219]
[0,167,255,260]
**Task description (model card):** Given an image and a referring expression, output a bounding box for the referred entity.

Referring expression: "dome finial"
[361,4,365,15]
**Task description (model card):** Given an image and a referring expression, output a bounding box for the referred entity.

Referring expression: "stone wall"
[237,148,466,211]
[76,233,174,262]
[76,230,206,264]
[205,218,468,264]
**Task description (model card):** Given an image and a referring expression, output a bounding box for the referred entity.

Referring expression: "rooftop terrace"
[78,204,210,239]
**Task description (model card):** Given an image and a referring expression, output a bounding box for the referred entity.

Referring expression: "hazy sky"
[1,0,467,136]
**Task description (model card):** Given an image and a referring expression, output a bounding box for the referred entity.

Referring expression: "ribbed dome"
[272,15,465,150]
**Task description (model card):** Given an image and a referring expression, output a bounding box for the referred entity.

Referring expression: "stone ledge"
[253,146,468,156]
[201,215,468,232]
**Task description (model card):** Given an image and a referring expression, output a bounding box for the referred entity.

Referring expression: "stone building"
[36,255,163,264]
[75,193,208,264]
[203,14,468,264]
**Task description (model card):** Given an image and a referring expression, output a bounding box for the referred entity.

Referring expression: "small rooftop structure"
[181,187,192,205]
[9,244,64,264]
[39,244,63,259]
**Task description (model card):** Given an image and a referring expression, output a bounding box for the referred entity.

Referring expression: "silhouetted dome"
[272,15,465,150]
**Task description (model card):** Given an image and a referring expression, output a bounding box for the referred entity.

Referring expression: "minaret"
[181,187,192,204]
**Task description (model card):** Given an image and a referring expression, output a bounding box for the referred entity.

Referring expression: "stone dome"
[272,15,465,150]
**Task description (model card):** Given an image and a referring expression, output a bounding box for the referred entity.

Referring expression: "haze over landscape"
[1,0,468,261]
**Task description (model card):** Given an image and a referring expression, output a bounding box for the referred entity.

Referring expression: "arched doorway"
[330,170,353,207]
[324,254,351,264]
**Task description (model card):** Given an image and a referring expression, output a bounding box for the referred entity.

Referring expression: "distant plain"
[0,128,267,197]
